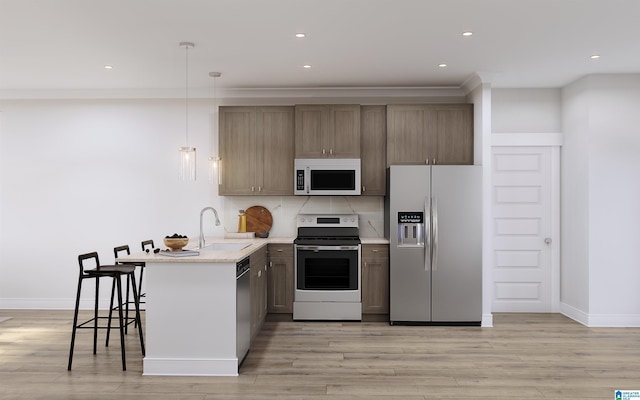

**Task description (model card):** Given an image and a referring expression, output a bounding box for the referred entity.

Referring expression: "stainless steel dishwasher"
[236,257,251,366]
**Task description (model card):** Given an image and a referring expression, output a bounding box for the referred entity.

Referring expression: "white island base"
[143,260,239,376]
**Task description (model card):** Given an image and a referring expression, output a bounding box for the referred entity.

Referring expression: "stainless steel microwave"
[294,158,361,196]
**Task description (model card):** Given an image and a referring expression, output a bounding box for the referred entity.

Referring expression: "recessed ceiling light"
[462,31,473,37]
[438,63,447,68]
[296,33,306,38]
[303,64,312,69]
[104,65,113,69]
[590,54,601,59]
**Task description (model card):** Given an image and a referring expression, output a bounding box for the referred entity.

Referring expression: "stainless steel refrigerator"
[385,165,482,325]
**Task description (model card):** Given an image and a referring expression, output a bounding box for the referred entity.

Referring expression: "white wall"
[466,78,493,327]
[492,88,561,133]
[560,80,591,317]
[0,99,224,308]
[561,74,640,326]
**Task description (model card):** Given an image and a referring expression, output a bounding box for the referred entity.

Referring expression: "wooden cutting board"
[245,206,273,233]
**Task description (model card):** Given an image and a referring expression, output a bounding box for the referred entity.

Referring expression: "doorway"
[491,144,560,312]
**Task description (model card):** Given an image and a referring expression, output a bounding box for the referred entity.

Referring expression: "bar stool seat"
[68,252,145,371]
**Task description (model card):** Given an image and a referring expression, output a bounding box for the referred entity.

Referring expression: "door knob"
[544,238,552,244]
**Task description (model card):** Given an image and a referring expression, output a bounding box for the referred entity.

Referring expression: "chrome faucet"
[199,207,221,249]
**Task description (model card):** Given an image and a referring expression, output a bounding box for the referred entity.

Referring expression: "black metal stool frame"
[111,245,142,335]
[68,252,145,371]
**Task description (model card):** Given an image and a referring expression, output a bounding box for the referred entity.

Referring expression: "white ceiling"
[1,0,639,95]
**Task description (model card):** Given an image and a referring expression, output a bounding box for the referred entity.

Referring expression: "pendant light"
[208,71,221,184]
[178,41,196,181]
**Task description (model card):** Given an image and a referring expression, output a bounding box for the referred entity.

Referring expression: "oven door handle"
[296,245,360,251]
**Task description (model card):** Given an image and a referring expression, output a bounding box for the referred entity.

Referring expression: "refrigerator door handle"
[432,197,438,271]
[425,196,431,272]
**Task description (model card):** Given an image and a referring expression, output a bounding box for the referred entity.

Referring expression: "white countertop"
[361,237,390,245]
[117,236,389,264]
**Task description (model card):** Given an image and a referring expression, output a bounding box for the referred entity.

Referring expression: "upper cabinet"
[219,106,294,196]
[295,105,361,158]
[360,105,387,195]
[386,104,473,165]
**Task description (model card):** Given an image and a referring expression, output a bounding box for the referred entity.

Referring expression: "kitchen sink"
[199,242,251,251]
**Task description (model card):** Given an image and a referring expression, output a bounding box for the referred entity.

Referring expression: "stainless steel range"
[293,214,362,320]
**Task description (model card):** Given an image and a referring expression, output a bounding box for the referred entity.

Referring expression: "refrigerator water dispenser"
[397,211,425,247]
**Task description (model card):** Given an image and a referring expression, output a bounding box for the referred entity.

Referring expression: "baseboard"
[586,313,640,327]
[559,302,589,326]
[560,302,640,327]
[481,313,493,327]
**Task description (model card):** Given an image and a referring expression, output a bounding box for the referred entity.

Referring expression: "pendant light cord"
[185,44,189,147]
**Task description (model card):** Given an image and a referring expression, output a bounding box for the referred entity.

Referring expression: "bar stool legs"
[106,270,145,357]
[113,245,147,333]
[68,252,144,371]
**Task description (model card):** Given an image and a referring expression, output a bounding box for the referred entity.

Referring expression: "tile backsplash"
[221,196,385,238]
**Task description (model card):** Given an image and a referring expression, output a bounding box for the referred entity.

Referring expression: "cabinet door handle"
[251,186,255,192]
[277,248,283,252]
[258,186,262,192]
[329,148,333,156]
[362,186,366,192]
[372,249,379,253]
[363,261,367,268]
[322,148,326,155]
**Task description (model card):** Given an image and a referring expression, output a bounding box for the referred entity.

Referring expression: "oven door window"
[297,249,358,290]
[310,170,356,191]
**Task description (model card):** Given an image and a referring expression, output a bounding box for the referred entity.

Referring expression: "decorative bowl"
[163,237,189,252]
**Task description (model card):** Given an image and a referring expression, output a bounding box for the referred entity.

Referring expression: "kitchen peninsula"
[117,237,290,376]
[118,235,389,376]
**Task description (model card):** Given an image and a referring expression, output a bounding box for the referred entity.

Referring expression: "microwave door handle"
[306,167,310,194]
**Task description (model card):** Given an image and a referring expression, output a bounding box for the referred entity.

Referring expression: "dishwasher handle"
[236,267,250,280]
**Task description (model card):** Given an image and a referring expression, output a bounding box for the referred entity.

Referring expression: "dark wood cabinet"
[250,246,268,341]
[219,106,294,195]
[361,244,389,315]
[295,105,361,158]
[360,105,387,195]
[386,104,473,165]
[267,244,294,314]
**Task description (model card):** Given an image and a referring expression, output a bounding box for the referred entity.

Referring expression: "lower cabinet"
[361,244,390,315]
[250,246,268,342]
[267,244,294,313]
[251,243,389,328]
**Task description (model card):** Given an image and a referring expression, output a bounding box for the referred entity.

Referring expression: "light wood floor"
[1,310,638,399]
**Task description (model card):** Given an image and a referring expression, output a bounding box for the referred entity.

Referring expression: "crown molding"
[0,85,469,100]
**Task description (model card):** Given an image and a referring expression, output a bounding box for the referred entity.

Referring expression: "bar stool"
[68,252,145,371]
[111,245,146,334]
[111,241,153,333]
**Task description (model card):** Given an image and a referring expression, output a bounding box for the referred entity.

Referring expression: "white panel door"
[491,146,556,312]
